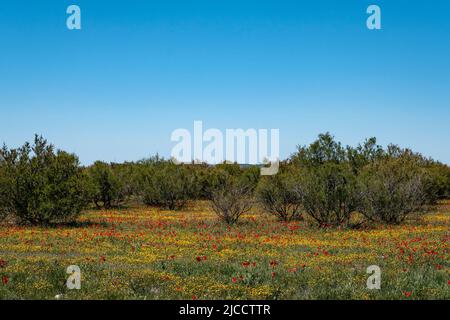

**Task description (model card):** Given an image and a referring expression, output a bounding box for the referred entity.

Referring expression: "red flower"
[196,256,202,262]
[271,272,276,278]
[435,265,443,270]
[2,276,8,285]
[232,277,237,283]
[99,256,106,262]
[202,256,207,261]
[447,280,450,285]
[192,295,197,300]
[269,260,278,268]
[402,291,412,298]
[0,259,7,268]
[242,261,250,267]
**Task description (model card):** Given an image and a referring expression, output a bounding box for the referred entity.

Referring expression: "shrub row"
[0,134,449,226]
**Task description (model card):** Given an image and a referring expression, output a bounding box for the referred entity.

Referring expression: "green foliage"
[257,167,303,222]
[210,171,253,225]
[86,161,128,209]
[422,163,450,202]
[357,156,428,224]
[287,133,450,226]
[0,135,88,225]
[291,132,346,167]
[194,163,260,200]
[299,163,359,226]
[135,160,198,210]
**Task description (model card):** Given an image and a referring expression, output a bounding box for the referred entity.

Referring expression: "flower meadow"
[0,201,448,300]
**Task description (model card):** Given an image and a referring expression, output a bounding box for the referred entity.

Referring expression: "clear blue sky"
[1,0,449,165]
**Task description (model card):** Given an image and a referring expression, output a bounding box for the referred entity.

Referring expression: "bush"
[257,168,303,222]
[86,161,128,209]
[210,171,253,225]
[136,160,198,210]
[0,136,88,225]
[299,163,359,226]
[357,157,427,224]
[422,163,450,203]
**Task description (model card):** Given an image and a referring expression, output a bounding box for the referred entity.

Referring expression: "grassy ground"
[0,201,448,300]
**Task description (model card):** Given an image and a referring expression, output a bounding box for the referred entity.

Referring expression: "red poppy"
[192,295,197,300]
[232,277,237,283]
[269,260,278,268]
[2,276,8,285]
[435,265,443,270]
[271,272,276,278]
[0,259,7,268]
[196,256,202,262]
[402,291,412,298]
[242,261,250,267]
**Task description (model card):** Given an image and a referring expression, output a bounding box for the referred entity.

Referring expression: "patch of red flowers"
[196,256,207,262]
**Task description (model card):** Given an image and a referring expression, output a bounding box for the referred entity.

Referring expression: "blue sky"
[1,0,449,165]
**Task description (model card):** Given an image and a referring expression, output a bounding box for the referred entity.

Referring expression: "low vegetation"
[1,133,449,227]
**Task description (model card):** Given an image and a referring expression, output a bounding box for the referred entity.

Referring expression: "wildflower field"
[0,201,448,300]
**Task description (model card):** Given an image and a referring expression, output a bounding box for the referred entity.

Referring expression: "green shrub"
[257,168,303,222]
[0,135,88,225]
[136,160,198,210]
[357,157,428,224]
[422,163,450,203]
[210,171,253,225]
[86,161,128,209]
[299,163,359,226]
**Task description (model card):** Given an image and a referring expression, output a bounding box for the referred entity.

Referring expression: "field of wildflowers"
[0,201,448,300]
